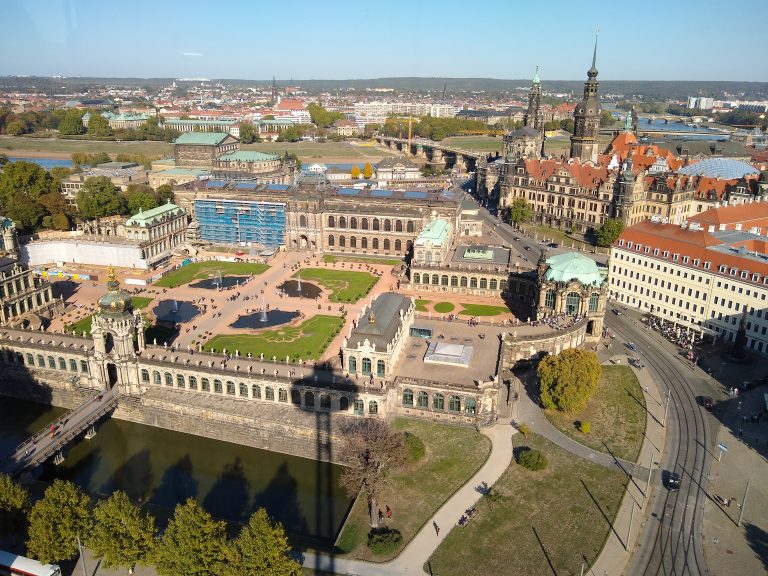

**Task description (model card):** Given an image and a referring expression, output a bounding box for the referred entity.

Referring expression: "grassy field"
[335,418,491,561]
[0,135,173,157]
[322,254,401,266]
[458,303,510,317]
[415,299,431,312]
[154,261,269,288]
[545,365,647,462]
[295,268,378,304]
[433,302,455,313]
[427,434,627,576]
[242,140,390,160]
[202,315,343,360]
[441,136,503,153]
[65,296,154,334]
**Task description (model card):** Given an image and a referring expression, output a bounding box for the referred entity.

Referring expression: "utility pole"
[646,452,653,497]
[662,389,671,427]
[737,480,750,527]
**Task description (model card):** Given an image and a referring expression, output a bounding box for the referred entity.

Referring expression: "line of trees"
[0,160,74,231]
[0,475,301,575]
[76,178,174,220]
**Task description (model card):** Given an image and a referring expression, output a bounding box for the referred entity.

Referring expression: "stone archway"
[106,363,118,387]
[300,235,308,249]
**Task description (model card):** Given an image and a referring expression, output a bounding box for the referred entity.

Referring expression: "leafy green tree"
[537,349,602,412]
[76,176,127,219]
[262,114,275,120]
[506,197,532,227]
[6,192,45,231]
[224,508,301,576]
[339,419,406,528]
[152,499,227,576]
[559,119,575,133]
[125,184,158,215]
[89,491,156,574]
[5,119,28,135]
[27,479,92,564]
[599,110,615,127]
[238,122,260,144]
[0,160,56,207]
[362,162,373,179]
[307,103,343,128]
[0,154,8,166]
[87,113,113,137]
[595,218,625,247]
[0,473,30,536]
[350,165,361,179]
[51,212,70,230]
[277,125,304,142]
[155,184,175,204]
[58,109,86,135]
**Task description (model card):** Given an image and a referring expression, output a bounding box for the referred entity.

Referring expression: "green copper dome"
[98,267,133,315]
[544,252,605,286]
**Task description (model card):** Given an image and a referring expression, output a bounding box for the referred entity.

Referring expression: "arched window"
[479,278,488,289]
[383,239,390,251]
[37,355,44,367]
[372,238,379,250]
[566,292,581,315]
[328,215,335,228]
[278,388,288,402]
[376,359,385,377]
[589,292,600,312]
[460,276,468,287]
[165,372,173,386]
[320,394,331,409]
[47,356,55,369]
[451,276,458,287]
[201,378,210,391]
[361,218,369,230]
[545,289,556,308]
[413,273,420,284]
[240,382,248,396]
[339,216,347,228]
[362,357,372,375]
[499,279,507,292]
[350,217,358,229]
[305,391,315,407]
[369,400,378,414]
[350,236,357,248]
[469,277,478,288]
[252,384,261,399]
[339,235,346,248]
[384,219,392,231]
[348,356,357,372]
[449,395,461,412]
[58,357,66,370]
[489,279,498,290]
[464,397,477,415]
[226,381,235,395]
[433,393,445,410]
[291,389,301,405]
[354,399,364,415]
[177,374,185,388]
[417,391,429,408]
[406,221,414,233]
[339,396,349,411]
[362,237,368,249]
[402,389,414,406]
[395,220,403,232]
[299,215,307,228]
[153,371,161,384]
[141,369,150,382]
[26,353,35,366]
[328,235,335,247]
[395,239,402,252]
[432,274,439,285]
[214,379,223,393]
[189,376,197,389]
[265,386,275,400]
[441,275,449,286]
[373,218,380,231]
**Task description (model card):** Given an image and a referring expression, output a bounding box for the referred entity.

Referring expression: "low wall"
[502,319,589,368]
[21,239,148,270]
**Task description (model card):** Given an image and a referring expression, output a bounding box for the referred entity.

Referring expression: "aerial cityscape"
[0,1,766,575]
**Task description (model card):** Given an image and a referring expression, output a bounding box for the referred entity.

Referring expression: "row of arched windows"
[0,349,90,374]
[401,388,477,415]
[327,216,415,233]
[348,356,386,377]
[328,236,403,253]
[140,369,380,415]
[411,273,506,292]
[543,290,600,315]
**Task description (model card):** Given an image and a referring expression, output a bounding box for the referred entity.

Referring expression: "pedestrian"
[378,509,384,525]
[433,520,440,536]
[386,505,392,519]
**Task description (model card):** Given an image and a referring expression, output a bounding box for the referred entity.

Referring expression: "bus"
[0,550,61,576]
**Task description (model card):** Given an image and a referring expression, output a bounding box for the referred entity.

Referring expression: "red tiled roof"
[523,158,610,190]
[275,98,305,111]
[689,201,768,228]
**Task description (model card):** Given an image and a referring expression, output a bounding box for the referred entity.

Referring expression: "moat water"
[0,398,350,545]
[189,276,249,290]
[278,280,322,299]
[230,309,301,329]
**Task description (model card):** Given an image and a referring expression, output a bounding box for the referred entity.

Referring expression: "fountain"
[152,300,200,323]
[296,272,302,294]
[260,294,268,323]
[278,279,321,299]
[189,275,248,290]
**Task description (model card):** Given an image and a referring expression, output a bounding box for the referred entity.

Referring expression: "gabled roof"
[125,202,184,227]
[174,132,233,146]
[347,293,412,350]
[376,156,417,169]
[689,201,768,229]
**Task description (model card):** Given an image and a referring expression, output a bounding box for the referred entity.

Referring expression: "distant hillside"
[2,76,767,101]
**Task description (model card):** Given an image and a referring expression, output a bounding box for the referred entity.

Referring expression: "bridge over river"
[375,135,486,171]
[0,386,118,477]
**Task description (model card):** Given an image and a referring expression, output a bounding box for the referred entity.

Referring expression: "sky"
[1,0,766,82]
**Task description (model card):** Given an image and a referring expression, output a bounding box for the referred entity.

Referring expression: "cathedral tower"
[570,36,602,164]
[523,66,544,133]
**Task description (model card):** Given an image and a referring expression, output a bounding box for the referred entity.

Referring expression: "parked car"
[664,471,681,491]
[548,242,559,248]
[697,396,714,409]
[612,308,622,316]
[626,342,638,352]
[524,246,531,251]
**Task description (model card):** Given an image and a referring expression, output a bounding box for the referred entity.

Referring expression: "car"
[626,342,637,351]
[612,308,622,316]
[513,237,520,241]
[664,471,681,491]
[548,242,559,248]
[524,246,531,251]
[697,396,714,409]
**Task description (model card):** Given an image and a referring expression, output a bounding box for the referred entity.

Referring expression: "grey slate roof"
[347,293,411,350]
[376,156,417,169]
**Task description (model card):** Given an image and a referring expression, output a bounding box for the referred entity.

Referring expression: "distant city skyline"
[1,0,766,82]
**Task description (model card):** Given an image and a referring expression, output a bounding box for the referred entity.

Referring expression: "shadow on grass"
[531,526,558,576]
[580,478,624,550]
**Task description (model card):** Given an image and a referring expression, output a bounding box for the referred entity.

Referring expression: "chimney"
[708,225,715,233]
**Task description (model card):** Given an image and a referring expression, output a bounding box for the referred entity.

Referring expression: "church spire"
[624,106,634,133]
[588,30,599,78]
[532,65,540,85]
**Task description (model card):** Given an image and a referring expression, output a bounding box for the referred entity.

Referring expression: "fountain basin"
[230,309,300,329]
[278,280,322,299]
[189,276,249,290]
[152,300,200,323]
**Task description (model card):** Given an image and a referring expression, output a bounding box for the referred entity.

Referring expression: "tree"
[7,193,45,231]
[58,109,86,135]
[76,176,127,220]
[125,184,158,215]
[0,154,8,166]
[0,473,30,536]
[595,218,625,247]
[362,162,373,179]
[0,160,56,207]
[5,119,28,135]
[152,499,227,576]
[155,184,175,204]
[307,103,343,128]
[350,165,361,179]
[506,197,532,228]
[89,491,155,574]
[537,348,602,412]
[224,508,301,576]
[239,122,260,144]
[27,479,92,564]
[599,110,615,128]
[339,419,406,528]
[87,113,113,137]
[51,212,70,230]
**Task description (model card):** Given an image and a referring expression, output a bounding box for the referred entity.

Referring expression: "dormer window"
[719,265,727,273]
[653,248,660,256]
[730,268,737,276]
[672,254,679,262]
[703,261,711,270]
[627,242,633,249]
[663,251,670,258]
[693,259,700,266]
[752,274,760,282]
[644,246,650,254]
[740,271,748,279]
[683,256,689,264]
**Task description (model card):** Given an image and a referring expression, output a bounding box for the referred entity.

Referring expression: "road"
[607,311,718,576]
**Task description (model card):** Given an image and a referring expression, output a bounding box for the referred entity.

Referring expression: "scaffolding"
[194,199,286,247]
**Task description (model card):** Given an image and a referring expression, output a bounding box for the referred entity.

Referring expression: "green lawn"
[415,299,431,312]
[545,365,647,462]
[322,254,401,266]
[458,303,510,316]
[154,261,269,288]
[335,418,491,561]
[433,302,455,313]
[427,434,627,576]
[242,140,390,160]
[65,296,153,334]
[295,268,378,304]
[442,136,503,153]
[202,315,343,360]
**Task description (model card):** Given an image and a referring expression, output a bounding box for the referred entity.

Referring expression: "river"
[0,398,351,545]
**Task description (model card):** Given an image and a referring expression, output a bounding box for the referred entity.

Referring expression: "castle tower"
[570,36,602,164]
[0,217,19,259]
[523,66,544,133]
[615,154,636,224]
[90,267,144,394]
